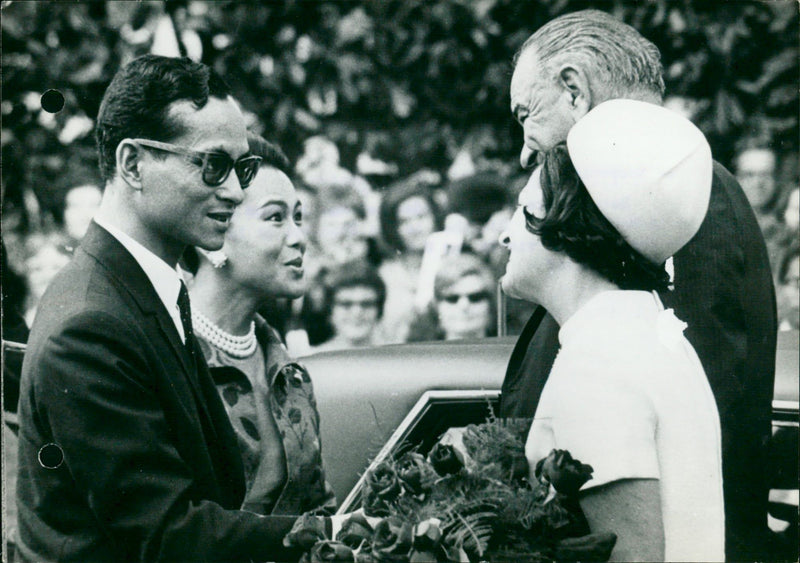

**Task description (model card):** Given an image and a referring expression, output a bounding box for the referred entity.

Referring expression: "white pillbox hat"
[566,99,712,264]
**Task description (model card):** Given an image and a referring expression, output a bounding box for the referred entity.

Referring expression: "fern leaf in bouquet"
[283,414,617,562]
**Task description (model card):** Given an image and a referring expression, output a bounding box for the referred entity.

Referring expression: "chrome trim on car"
[337,389,501,513]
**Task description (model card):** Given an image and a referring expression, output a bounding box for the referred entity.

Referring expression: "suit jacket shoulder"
[17,223,299,563]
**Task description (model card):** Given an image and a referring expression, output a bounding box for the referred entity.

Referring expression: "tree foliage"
[1,0,797,225]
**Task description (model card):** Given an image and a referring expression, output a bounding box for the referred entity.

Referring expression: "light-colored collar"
[93,216,185,338]
[558,290,659,347]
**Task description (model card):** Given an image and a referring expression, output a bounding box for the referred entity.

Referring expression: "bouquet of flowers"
[284,416,616,562]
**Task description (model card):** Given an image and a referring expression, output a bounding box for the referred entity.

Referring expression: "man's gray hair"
[515,9,665,101]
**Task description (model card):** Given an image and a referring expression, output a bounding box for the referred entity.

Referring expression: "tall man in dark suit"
[16,55,306,562]
[500,10,777,561]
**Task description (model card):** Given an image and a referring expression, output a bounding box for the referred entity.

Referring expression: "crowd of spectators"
[2,1,797,355]
[3,124,798,357]
[247,135,533,355]
[732,142,799,331]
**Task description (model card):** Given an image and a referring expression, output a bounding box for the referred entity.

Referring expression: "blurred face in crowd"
[436,274,492,340]
[331,285,380,345]
[783,188,799,232]
[397,195,436,252]
[219,165,306,300]
[63,184,102,240]
[316,205,367,264]
[132,97,248,263]
[295,187,319,243]
[26,243,71,301]
[735,148,776,211]
[499,168,557,302]
[510,48,583,169]
[778,253,799,330]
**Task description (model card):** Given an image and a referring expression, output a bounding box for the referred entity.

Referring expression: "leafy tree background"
[1,0,797,236]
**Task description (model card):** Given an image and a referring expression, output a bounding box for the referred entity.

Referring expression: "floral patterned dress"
[197,315,336,516]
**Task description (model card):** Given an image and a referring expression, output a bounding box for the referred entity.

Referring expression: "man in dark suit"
[16,55,305,562]
[500,10,777,561]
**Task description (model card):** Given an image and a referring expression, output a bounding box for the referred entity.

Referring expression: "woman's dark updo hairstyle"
[247,131,291,176]
[524,144,670,292]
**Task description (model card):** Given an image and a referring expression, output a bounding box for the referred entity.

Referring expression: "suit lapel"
[80,222,215,428]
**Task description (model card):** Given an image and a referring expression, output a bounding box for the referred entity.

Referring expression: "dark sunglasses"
[440,290,490,305]
[131,138,262,188]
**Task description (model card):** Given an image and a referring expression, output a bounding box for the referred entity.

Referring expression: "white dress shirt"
[92,217,187,343]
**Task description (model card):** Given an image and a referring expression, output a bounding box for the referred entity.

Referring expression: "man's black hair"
[95,55,232,182]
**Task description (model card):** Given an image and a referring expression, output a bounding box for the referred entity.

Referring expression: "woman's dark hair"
[379,180,443,253]
[446,172,511,226]
[525,144,670,292]
[95,55,232,182]
[247,132,291,176]
[322,261,387,319]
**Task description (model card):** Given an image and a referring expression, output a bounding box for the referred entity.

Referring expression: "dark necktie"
[177,281,195,362]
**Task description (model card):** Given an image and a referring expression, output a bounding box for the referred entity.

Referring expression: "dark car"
[2,330,797,555]
[302,329,798,555]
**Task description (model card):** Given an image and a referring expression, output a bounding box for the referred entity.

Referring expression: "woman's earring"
[208,250,228,269]
[197,248,229,269]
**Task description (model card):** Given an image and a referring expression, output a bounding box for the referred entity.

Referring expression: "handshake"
[282,437,617,562]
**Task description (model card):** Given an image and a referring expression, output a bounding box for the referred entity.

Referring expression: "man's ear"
[116,140,144,190]
[558,65,592,119]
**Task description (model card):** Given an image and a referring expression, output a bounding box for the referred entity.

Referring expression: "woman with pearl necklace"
[188,133,336,516]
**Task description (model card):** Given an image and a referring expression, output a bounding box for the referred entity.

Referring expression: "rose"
[363,462,402,517]
[541,492,592,540]
[283,513,329,550]
[365,462,402,500]
[363,493,392,518]
[507,451,530,482]
[535,449,593,496]
[336,512,375,550]
[396,452,436,495]
[412,518,442,551]
[304,540,356,562]
[371,516,414,562]
[428,443,464,476]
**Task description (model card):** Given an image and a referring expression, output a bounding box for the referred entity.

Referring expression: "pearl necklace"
[192,310,257,358]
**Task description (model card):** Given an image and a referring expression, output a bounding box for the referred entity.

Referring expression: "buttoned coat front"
[16,222,299,562]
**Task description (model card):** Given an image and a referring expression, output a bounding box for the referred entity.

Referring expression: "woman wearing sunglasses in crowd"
[186,132,336,516]
[407,252,497,342]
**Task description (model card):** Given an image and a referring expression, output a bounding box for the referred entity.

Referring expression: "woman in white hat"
[499,100,723,562]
